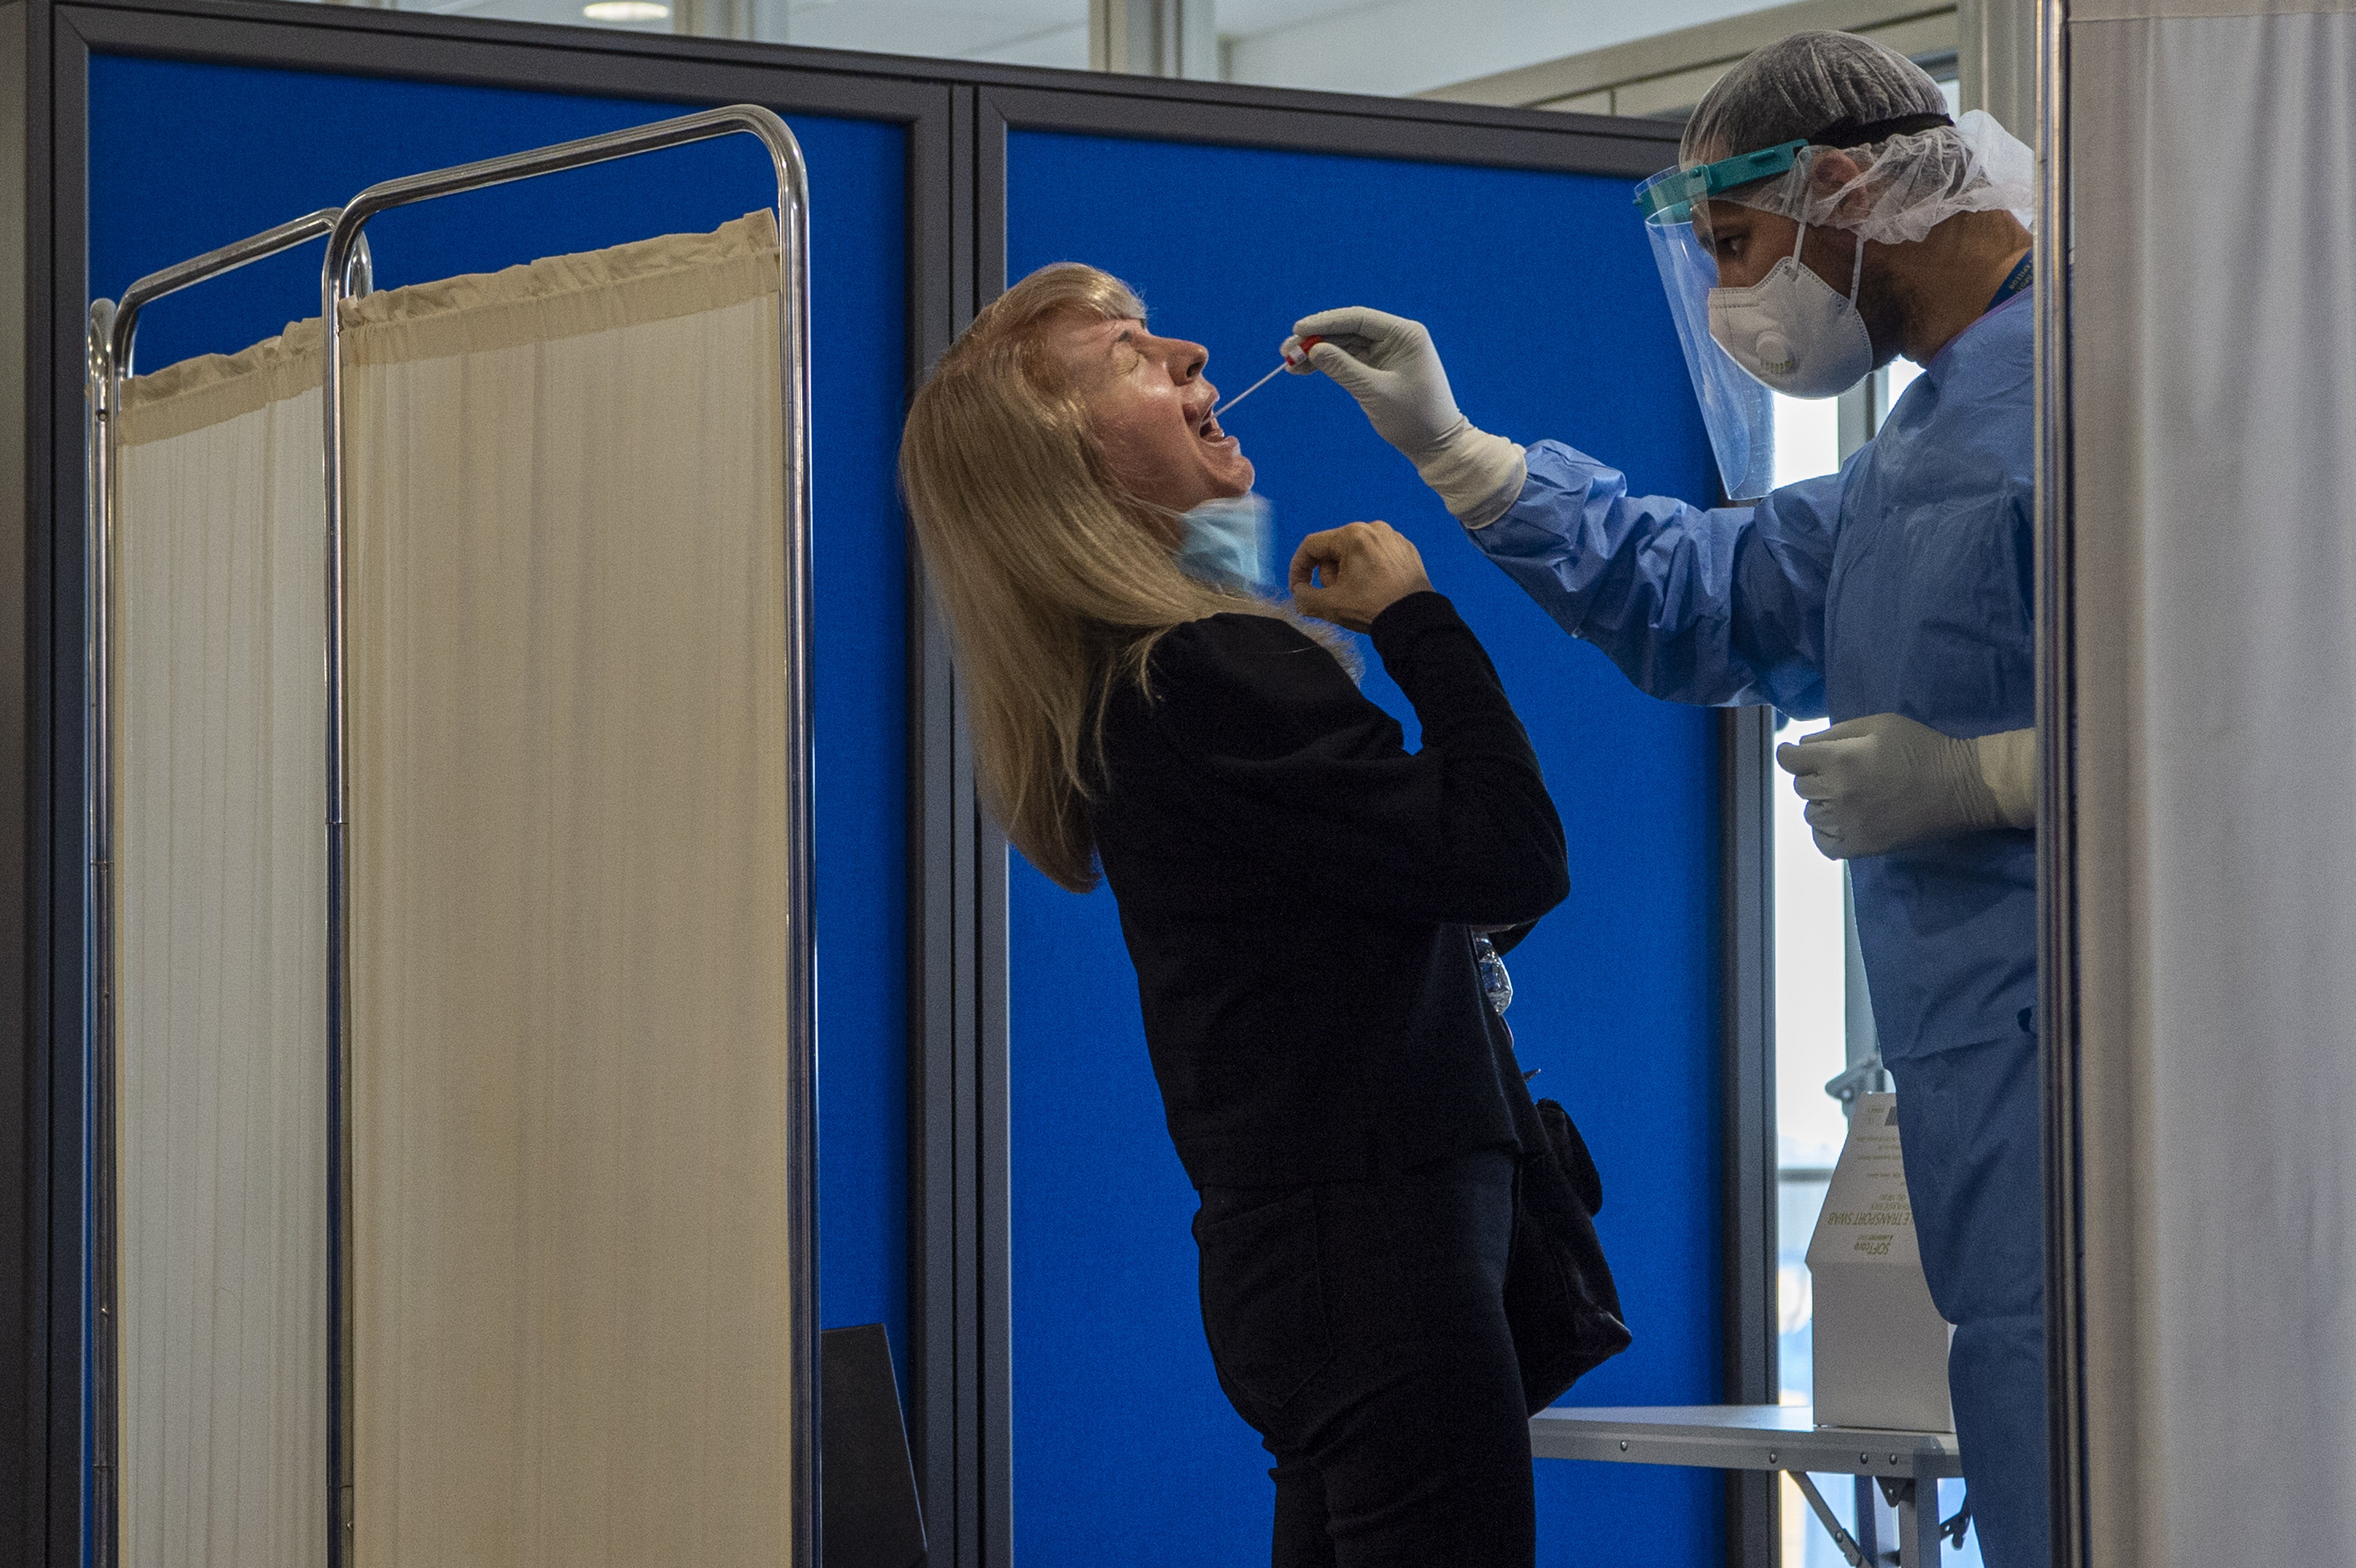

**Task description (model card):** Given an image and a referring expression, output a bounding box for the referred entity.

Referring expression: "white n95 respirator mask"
[1707,224,1875,399]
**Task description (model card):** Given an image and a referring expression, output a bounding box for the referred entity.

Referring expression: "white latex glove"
[1287,306,1527,528]
[1776,713,2032,860]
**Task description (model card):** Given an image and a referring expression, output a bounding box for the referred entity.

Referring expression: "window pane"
[278,0,1091,68]
[1770,392,1840,489]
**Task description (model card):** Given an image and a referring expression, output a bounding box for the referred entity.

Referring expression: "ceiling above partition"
[291,0,1954,107]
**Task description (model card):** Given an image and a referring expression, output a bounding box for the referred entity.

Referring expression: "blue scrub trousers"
[1887,1034,2049,1568]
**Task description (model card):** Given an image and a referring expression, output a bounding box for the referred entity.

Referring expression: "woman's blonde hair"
[900,263,1279,892]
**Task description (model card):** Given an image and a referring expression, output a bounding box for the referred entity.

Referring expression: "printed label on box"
[1808,1093,1954,1434]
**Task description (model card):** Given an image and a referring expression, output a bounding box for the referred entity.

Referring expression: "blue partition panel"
[87,58,911,1382]
[1006,130,1725,1565]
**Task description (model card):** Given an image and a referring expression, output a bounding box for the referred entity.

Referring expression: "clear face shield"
[1632,140,1807,504]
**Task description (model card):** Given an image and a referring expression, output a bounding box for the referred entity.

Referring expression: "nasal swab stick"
[1209,335,1324,419]
[1210,361,1288,419]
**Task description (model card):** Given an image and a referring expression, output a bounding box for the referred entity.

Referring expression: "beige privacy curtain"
[114,333,330,1568]
[2066,6,2356,1563]
[343,211,794,1567]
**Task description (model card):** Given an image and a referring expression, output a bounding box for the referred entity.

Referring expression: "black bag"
[1502,1089,1632,1414]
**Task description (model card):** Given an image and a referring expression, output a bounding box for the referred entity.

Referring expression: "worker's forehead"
[1694,196,1789,242]
[1700,196,1770,227]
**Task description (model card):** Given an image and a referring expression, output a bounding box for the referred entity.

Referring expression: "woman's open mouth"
[1196,410,1232,444]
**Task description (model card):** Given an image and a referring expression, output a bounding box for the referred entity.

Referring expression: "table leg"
[1886,1477,1928,1566]
[1789,1472,1874,1568]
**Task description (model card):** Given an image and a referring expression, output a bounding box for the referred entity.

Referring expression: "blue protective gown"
[1469,289,2046,1567]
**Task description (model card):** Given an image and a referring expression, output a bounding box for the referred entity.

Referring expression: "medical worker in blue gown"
[1291,31,2049,1568]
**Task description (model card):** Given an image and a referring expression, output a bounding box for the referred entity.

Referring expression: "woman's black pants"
[1192,1147,1533,1568]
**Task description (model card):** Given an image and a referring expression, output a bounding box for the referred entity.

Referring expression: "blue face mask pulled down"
[1174,492,1272,595]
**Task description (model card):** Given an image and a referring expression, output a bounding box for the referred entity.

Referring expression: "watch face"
[1474,935,1514,1016]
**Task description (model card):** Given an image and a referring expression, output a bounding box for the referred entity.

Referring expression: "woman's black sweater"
[1088,590,1570,1189]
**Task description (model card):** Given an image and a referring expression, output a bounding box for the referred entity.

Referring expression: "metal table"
[1529,1405,1963,1566]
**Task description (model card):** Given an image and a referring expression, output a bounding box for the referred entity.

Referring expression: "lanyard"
[1987,250,2035,313]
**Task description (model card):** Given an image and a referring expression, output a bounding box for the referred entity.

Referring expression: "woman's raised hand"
[1288,521,1435,634]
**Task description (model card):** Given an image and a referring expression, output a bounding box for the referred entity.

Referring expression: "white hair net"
[1684,31,2036,247]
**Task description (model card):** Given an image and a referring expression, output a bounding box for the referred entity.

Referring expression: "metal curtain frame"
[314,103,817,1568]
[82,209,372,1568]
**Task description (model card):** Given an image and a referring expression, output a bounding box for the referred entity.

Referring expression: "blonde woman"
[901,263,1570,1568]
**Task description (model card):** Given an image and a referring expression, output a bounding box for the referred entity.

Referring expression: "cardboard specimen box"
[1808,1092,1954,1433]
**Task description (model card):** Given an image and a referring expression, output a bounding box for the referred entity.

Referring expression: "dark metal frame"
[1718,706,1779,1565]
[0,7,1776,1565]
[0,9,45,1565]
[2033,0,2086,1562]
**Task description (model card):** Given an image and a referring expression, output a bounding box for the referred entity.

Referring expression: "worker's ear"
[1807,145,1862,186]
[1805,146,1872,220]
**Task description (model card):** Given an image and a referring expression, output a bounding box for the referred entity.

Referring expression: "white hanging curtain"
[2065,3,2356,1561]
[113,329,330,1568]
[338,211,796,1565]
